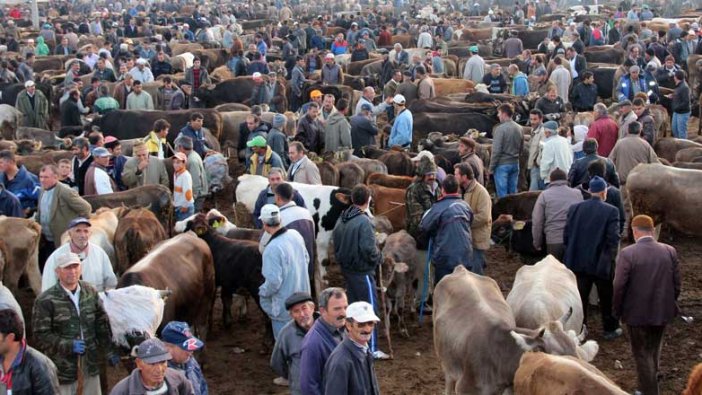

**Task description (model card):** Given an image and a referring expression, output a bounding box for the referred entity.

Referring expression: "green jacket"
[404,180,439,240]
[32,281,116,384]
[15,89,49,129]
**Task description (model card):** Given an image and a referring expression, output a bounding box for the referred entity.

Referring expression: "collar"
[268,227,288,242]
[636,235,655,243]
[61,282,81,297]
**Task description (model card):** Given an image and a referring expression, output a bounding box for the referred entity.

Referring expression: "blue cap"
[543,120,559,131]
[589,176,607,193]
[93,147,111,157]
[361,103,372,111]
[162,321,204,351]
[68,217,91,229]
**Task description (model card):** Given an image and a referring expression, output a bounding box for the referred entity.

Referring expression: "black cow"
[491,191,545,263]
[0,82,53,107]
[583,47,625,65]
[413,112,498,140]
[195,77,257,107]
[590,64,618,99]
[83,185,173,233]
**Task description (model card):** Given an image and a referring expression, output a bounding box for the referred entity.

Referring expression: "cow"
[88,109,223,143]
[583,46,625,64]
[117,232,216,341]
[413,112,499,140]
[431,78,476,97]
[654,138,702,166]
[16,150,74,175]
[433,265,598,395]
[675,146,702,163]
[506,255,586,335]
[0,82,53,109]
[368,184,406,232]
[0,216,41,295]
[0,104,22,140]
[319,161,341,186]
[367,173,413,189]
[114,208,168,275]
[196,77,283,108]
[83,185,173,233]
[590,64,619,100]
[336,162,365,189]
[673,161,702,170]
[628,163,702,236]
[409,98,499,114]
[16,127,72,150]
[514,353,628,395]
[32,55,69,73]
[186,214,268,333]
[60,207,120,268]
[684,363,702,395]
[351,158,388,181]
[492,191,541,221]
[379,150,414,177]
[381,230,419,338]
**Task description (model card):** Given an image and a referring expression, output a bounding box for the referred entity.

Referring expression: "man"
[161,321,208,395]
[420,175,474,280]
[55,37,74,55]
[532,168,583,260]
[382,70,402,113]
[482,64,507,94]
[332,185,388,359]
[405,155,439,252]
[503,31,524,59]
[129,58,154,83]
[395,71,418,107]
[175,136,208,212]
[15,54,34,83]
[392,43,409,66]
[184,57,211,108]
[253,168,306,228]
[59,90,83,136]
[354,86,390,119]
[287,141,321,185]
[458,136,484,186]
[388,94,413,149]
[549,56,572,103]
[113,73,134,109]
[121,141,169,189]
[126,80,155,110]
[290,56,307,112]
[508,64,529,96]
[632,97,656,145]
[670,69,691,139]
[83,147,116,195]
[350,104,379,156]
[320,94,338,122]
[259,204,311,339]
[617,66,652,103]
[654,56,680,89]
[248,136,284,177]
[534,86,565,120]
[416,66,435,100]
[563,176,622,340]
[268,114,290,168]
[0,308,60,394]
[324,98,352,157]
[178,113,210,157]
[570,71,598,112]
[15,80,49,129]
[298,90,324,116]
[155,77,185,111]
[92,58,116,83]
[33,252,119,395]
[295,102,324,154]
[609,122,659,234]
[490,104,522,198]
[145,119,172,159]
[321,53,343,86]
[463,45,485,83]
[248,72,272,107]
[454,164,491,274]
[540,121,573,184]
[270,292,315,392]
[527,109,546,191]
[613,215,680,395]
[110,338,193,394]
[239,113,271,163]
[587,103,620,157]
[566,47,587,83]
[568,139,620,188]
[42,217,117,292]
[323,301,381,395]
[0,150,40,214]
[152,51,174,80]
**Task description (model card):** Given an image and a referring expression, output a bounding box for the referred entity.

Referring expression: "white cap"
[56,253,81,268]
[393,94,406,105]
[346,302,380,323]
[24,80,35,88]
[136,58,147,65]
[325,53,335,60]
[259,204,280,222]
[252,72,262,79]
[411,150,434,162]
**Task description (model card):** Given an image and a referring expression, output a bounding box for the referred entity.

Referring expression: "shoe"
[603,328,623,340]
[273,377,289,386]
[373,350,391,360]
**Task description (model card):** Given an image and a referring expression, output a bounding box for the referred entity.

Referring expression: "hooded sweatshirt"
[35,36,50,56]
[324,111,352,153]
[332,206,382,275]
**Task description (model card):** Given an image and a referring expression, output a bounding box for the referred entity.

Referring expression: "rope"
[374,201,406,217]
[419,239,432,325]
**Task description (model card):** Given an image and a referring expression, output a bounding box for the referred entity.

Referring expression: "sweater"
[532,180,583,246]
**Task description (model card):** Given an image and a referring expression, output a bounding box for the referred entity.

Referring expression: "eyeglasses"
[355,321,375,328]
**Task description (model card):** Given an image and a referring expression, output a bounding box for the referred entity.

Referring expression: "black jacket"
[323,338,380,395]
[332,206,382,275]
[570,81,598,111]
[567,153,620,188]
[535,96,565,115]
[72,155,93,196]
[571,54,587,78]
[350,115,378,156]
[2,345,60,395]
[60,99,82,127]
[672,80,691,114]
[295,114,324,154]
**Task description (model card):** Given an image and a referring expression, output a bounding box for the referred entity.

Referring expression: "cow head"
[185,213,212,237]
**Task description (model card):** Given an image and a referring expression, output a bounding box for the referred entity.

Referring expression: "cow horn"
[577,324,588,342]
[559,307,573,326]
[157,289,172,299]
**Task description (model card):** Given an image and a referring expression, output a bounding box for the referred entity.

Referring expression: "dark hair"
[73,137,89,150]
[529,108,543,119]
[250,105,263,116]
[319,287,346,309]
[549,168,567,181]
[336,98,349,112]
[675,70,686,81]
[583,138,598,155]
[645,48,655,57]
[628,121,642,135]
[132,80,142,86]
[163,76,172,83]
[274,182,294,201]
[190,112,204,121]
[553,56,562,65]
[453,162,475,180]
[632,97,645,106]
[308,102,320,110]
[153,119,170,131]
[441,175,459,194]
[0,309,23,342]
[351,184,371,206]
[0,150,15,162]
[88,131,103,145]
[498,103,514,117]
[416,66,426,75]
[290,141,305,154]
[587,159,606,178]
[193,56,201,62]
[582,71,593,80]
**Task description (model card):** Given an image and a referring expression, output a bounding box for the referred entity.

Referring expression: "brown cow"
[117,233,215,340]
[380,230,420,338]
[369,184,406,232]
[318,161,340,186]
[337,162,365,189]
[432,78,476,96]
[514,353,627,395]
[683,362,702,395]
[83,185,173,234]
[379,150,414,176]
[675,146,702,163]
[0,217,41,295]
[367,172,413,189]
[653,137,702,163]
[351,158,388,181]
[114,208,168,275]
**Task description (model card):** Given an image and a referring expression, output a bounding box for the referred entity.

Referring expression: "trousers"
[628,325,666,395]
[576,273,620,332]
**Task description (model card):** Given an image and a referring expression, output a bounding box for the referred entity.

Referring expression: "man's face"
[288,147,302,163]
[585,76,594,85]
[393,72,402,82]
[453,167,469,185]
[345,320,375,345]
[320,294,348,328]
[323,96,334,110]
[547,89,557,101]
[290,301,315,330]
[529,114,542,126]
[308,106,319,118]
[56,263,81,288]
[62,38,68,46]
[39,169,58,189]
[133,84,142,94]
[423,173,436,185]
[268,172,283,187]
[72,62,79,72]
[633,104,645,117]
[0,333,15,356]
[95,155,110,166]
[26,85,35,95]
[136,359,167,388]
[135,147,149,162]
[191,118,203,130]
[69,224,91,247]
[165,344,192,364]
[630,70,640,80]
[631,48,640,58]
[246,118,258,130]
[621,105,631,115]
[491,67,501,77]
[109,144,123,156]
[97,60,105,70]
[58,162,71,177]
[566,50,574,60]
[363,89,374,100]
[666,59,674,68]
[458,142,470,156]
[194,60,201,68]
[158,52,165,61]
[173,158,185,172]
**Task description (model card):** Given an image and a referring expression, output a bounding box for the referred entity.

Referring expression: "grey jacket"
[324,111,352,153]
[323,338,379,395]
[121,156,169,189]
[186,150,209,199]
[109,367,194,395]
[489,120,523,172]
[270,318,313,395]
[531,180,583,247]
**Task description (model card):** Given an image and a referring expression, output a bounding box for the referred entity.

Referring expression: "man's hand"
[137,157,149,171]
[73,340,86,355]
[108,354,120,367]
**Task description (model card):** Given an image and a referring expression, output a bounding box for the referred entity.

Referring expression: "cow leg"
[24,247,41,296]
[221,291,233,329]
[443,373,457,395]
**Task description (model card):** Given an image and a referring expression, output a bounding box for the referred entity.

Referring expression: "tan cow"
[0,216,41,295]
[114,208,168,275]
[653,138,702,164]
[368,184,406,232]
[433,78,476,96]
[514,352,627,395]
[434,266,599,395]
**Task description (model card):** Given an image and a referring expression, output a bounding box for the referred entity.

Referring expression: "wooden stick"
[377,264,394,359]
[76,354,84,395]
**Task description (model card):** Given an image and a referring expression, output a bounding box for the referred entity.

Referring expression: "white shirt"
[129,66,154,83]
[93,167,113,195]
[42,243,117,292]
[569,57,578,79]
[540,135,574,181]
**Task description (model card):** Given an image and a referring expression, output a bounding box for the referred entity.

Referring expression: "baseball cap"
[346,301,380,323]
[56,253,81,268]
[589,176,607,193]
[135,338,172,364]
[93,147,111,158]
[285,292,313,310]
[393,94,406,105]
[310,89,323,98]
[543,121,558,131]
[361,103,372,111]
[246,135,267,148]
[172,152,187,162]
[469,45,479,53]
[68,217,91,229]
[161,321,204,351]
[136,58,147,65]
[259,204,280,221]
[24,80,35,88]
[325,53,335,60]
[252,72,262,79]
[104,136,118,144]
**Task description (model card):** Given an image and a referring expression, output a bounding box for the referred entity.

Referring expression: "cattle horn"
[559,307,573,326]
[577,324,589,342]
[157,289,173,299]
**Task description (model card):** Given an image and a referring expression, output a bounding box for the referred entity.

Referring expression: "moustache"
[336,315,346,321]
[360,331,372,336]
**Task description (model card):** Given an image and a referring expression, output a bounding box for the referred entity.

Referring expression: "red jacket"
[378,30,393,47]
[587,115,619,157]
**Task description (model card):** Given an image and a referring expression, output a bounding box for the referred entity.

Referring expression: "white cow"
[174,208,237,235]
[507,255,585,334]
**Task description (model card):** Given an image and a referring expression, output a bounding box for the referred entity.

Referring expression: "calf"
[368,184,406,232]
[114,208,168,275]
[337,162,365,189]
[0,217,41,295]
[379,150,414,176]
[84,185,173,233]
[381,230,419,338]
[367,172,413,189]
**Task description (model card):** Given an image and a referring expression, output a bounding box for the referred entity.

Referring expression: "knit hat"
[543,121,559,131]
[272,113,286,128]
[589,176,607,193]
[416,156,437,176]
[631,215,654,229]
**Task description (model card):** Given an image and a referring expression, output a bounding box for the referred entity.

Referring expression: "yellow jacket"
[144,131,167,158]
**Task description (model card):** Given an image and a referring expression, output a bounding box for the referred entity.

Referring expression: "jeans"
[529,166,545,191]
[342,272,380,353]
[494,163,519,198]
[672,111,690,139]
[175,205,195,221]
[466,249,485,275]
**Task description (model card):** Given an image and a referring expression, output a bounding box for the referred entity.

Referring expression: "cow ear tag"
[212,220,221,229]
[513,221,526,231]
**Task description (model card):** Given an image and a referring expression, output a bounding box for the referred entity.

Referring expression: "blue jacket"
[323,338,380,395]
[511,72,529,96]
[0,165,40,211]
[299,319,344,395]
[617,74,659,103]
[389,109,413,147]
[253,187,306,228]
[420,195,473,269]
[108,155,128,191]
[259,228,311,322]
[178,125,209,158]
[257,40,268,56]
[310,35,325,51]
[563,197,620,280]
[169,357,208,395]
[0,188,22,217]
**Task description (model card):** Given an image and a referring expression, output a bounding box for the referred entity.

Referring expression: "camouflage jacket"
[32,281,116,384]
[405,180,439,240]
